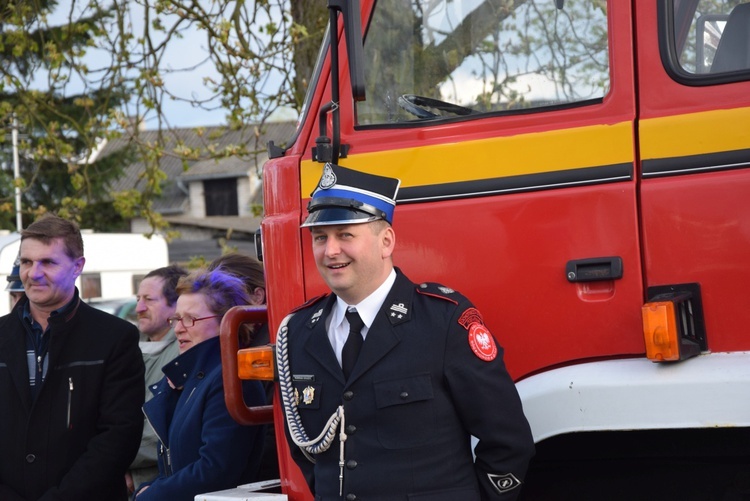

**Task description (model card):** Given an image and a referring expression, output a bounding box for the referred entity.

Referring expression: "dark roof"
[163,215,262,234]
[168,238,258,265]
[102,122,298,214]
[181,155,251,181]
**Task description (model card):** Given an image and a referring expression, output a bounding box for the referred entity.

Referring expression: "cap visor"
[301,207,381,228]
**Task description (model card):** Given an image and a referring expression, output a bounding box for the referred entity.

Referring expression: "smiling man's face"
[20,237,84,312]
[310,221,395,305]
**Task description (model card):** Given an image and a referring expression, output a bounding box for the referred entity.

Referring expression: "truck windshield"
[356,0,610,125]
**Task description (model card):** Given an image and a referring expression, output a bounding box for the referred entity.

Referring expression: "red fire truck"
[208,0,750,499]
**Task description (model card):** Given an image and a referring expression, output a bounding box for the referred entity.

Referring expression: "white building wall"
[237,176,251,217]
[189,180,206,218]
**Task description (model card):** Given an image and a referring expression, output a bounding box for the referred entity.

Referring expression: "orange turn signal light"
[642,301,680,362]
[642,289,702,363]
[237,345,276,381]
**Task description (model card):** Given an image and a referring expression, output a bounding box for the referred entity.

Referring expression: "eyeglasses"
[167,315,222,328]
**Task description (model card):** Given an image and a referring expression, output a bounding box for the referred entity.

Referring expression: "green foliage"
[0,0,127,229]
[0,0,326,233]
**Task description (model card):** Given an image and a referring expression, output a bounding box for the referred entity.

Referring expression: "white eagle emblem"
[476,331,493,351]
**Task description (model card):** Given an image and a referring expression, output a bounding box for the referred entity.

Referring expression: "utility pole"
[11,116,22,231]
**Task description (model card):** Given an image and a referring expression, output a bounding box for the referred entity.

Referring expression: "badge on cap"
[319,163,337,189]
[301,163,401,227]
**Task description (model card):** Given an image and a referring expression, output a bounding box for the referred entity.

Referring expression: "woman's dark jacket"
[137,336,265,501]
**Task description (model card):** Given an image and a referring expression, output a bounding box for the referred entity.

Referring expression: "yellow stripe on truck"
[640,106,750,160]
[301,121,634,194]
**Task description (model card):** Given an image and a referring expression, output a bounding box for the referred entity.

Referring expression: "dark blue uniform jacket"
[282,270,535,501]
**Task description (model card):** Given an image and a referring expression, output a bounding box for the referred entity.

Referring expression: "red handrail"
[220,305,274,425]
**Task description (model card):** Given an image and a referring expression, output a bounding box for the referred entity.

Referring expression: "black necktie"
[342,309,365,379]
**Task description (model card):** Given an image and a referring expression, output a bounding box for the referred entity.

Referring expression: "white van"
[0,231,169,316]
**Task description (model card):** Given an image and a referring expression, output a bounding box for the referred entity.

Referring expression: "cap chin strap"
[276,313,350,495]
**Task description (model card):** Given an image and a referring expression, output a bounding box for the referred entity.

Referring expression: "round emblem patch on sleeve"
[468,322,498,361]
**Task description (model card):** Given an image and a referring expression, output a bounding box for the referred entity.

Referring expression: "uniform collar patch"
[307,308,324,328]
[388,301,410,325]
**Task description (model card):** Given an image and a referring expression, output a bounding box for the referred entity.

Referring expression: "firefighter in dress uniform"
[277,163,535,501]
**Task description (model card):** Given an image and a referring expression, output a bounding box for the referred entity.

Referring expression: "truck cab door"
[636,1,750,354]
[297,0,643,378]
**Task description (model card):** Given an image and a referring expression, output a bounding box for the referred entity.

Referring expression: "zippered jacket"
[138,336,265,501]
[0,290,145,500]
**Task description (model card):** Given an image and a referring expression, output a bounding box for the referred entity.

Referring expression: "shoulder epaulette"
[415,282,461,305]
[290,293,329,313]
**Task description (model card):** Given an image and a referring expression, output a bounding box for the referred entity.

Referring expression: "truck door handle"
[566,257,623,282]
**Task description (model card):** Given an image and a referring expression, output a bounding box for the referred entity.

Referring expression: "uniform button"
[197,371,205,379]
[25,454,36,463]
[346,494,357,501]
[400,391,409,399]
[345,425,357,435]
[343,391,354,401]
[346,460,358,469]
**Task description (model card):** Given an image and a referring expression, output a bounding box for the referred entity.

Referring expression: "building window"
[81,273,102,299]
[204,178,239,216]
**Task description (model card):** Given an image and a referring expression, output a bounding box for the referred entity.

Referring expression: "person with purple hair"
[134,269,266,501]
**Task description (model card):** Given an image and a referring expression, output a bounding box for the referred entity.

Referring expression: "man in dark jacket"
[0,214,145,501]
[278,164,535,500]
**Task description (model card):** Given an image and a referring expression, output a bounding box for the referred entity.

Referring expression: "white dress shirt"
[327,269,397,367]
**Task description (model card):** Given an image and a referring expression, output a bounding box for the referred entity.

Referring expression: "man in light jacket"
[126,264,187,494]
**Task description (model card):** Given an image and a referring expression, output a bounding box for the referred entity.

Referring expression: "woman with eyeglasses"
[134,269,266,501]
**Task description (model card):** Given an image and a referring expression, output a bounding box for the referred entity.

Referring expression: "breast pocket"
[374,373,435,449]
[292,381,323,410]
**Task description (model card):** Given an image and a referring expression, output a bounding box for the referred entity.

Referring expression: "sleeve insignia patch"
[487,472,521,494]
[468,322,498,361]
[458,307,484,330]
